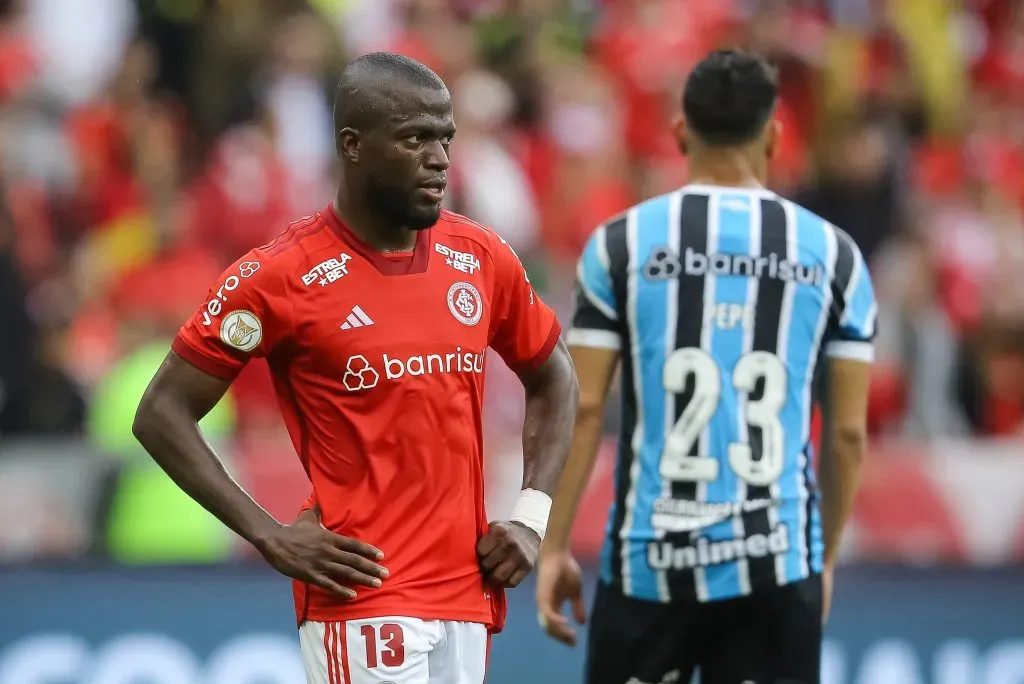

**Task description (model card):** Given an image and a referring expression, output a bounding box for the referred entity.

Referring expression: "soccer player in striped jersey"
[535,50,874,684]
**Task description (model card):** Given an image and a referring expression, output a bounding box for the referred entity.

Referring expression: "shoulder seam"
[436,212,499,255]
[441,209,490,233]
[261,221,328,258]
[261,213,318,250]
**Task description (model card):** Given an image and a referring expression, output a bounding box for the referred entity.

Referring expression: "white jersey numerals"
[660,348,787,487]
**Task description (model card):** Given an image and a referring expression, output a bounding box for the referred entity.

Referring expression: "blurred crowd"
[2,0,1024,460]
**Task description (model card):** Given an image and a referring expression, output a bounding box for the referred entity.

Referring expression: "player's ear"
[337,127,361,164]
[672,114,688,156]
[764,118,782,161]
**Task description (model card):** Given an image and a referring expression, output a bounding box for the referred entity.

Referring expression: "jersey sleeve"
[487,235,561,372]
[566,223,621,351]
[171,251,291,380]
[825,228,877,363]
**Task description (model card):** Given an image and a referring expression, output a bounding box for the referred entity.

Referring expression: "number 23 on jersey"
[661,348,787,488]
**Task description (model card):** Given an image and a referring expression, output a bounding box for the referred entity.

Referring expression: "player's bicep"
[134,352,232,446]
[825,231,877,363]
[568,345,619,418]
[140,351,234,422]
[822,357,871,443]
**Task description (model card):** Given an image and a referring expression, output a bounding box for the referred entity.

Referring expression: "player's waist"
[295,575,495,625]
[603,569,822,605]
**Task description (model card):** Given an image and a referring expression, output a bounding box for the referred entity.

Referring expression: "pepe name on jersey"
[569,185,877,603]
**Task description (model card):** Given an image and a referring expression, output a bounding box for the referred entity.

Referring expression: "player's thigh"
[426,621,487,684]
[701,577,823,684]
[299,617,439,684]
[697,597,770,684]
[765,575,823,684]
[584,582,697,684]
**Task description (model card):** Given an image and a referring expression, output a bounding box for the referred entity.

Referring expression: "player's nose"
[423,140,450,170]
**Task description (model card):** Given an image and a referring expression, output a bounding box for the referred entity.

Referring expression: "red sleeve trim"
[513,320,562,373]
[171,335,243,381]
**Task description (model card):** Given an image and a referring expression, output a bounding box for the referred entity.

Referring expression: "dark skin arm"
[477,338,579,588]
[133,351,390,598]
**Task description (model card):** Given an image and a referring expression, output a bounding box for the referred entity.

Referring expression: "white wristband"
[510,488,552,540]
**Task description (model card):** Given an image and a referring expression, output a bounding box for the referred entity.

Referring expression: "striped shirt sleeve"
[825,227,877,363]
[567,222,622,350]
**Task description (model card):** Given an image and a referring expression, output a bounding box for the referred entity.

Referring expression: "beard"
[365,174,441,231]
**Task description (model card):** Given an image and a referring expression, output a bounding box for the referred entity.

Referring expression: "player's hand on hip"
[476,521,540,588]
[535,549,586,647]
[258,507,389,600]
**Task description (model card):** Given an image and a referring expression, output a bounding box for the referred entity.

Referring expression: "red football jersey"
[173,205,560,630]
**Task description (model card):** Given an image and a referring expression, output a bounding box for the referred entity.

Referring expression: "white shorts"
[298,617,488,684]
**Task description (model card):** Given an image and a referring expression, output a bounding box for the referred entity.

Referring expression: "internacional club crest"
[220,310,262,351]
[447,281,483,326]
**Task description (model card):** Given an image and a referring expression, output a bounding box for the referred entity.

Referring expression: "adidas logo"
[340,305,374,330]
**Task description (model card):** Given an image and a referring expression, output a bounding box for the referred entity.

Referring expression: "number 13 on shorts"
[298,617,487,684]
[300,618,412,683]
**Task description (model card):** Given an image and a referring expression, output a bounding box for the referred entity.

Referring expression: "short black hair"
[334,52,447,132]
[682,50,779,146]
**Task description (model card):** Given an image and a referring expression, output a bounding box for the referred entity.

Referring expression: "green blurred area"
[87,340,237,564]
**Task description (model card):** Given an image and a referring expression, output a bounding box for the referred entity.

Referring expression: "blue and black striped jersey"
[569,184,877,603]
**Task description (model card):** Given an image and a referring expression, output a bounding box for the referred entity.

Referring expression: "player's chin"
[406,204,442,231]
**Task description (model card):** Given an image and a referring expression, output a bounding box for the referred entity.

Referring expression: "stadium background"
[1,0,1023,682]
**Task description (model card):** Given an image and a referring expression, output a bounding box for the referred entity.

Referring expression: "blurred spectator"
[180,101,292,265]
[23,0,136,107]
[795,111,904,266]
[261,10,339,216]
[0,164,37,435]
[449,68,539,253]
[0,117,84,437]
[538,57,634,262]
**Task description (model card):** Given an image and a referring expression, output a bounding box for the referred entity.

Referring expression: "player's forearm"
[520,344,579,496]
[133,396,281,549]
[818,425,867,569]
[541,406,605,553]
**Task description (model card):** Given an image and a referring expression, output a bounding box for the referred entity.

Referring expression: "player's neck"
[686,150,767,190]
[332,195,418,253]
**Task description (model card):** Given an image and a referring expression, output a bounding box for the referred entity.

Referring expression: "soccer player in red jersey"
[133,52,578,684]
